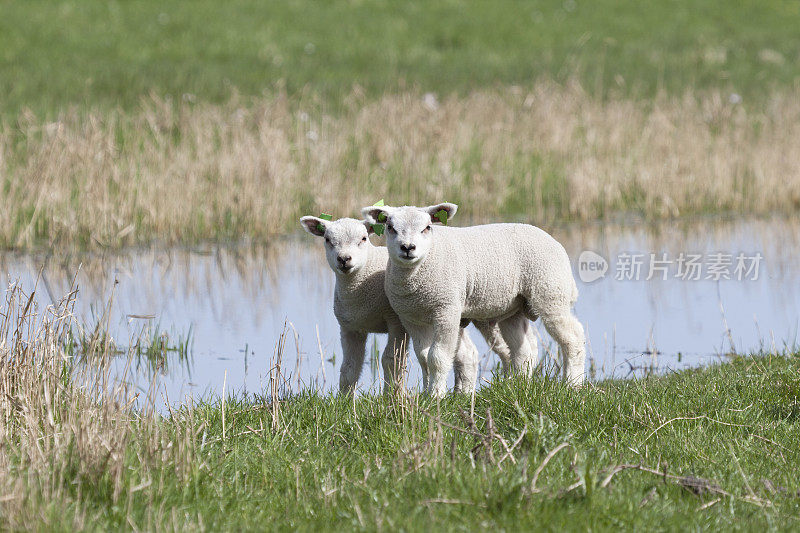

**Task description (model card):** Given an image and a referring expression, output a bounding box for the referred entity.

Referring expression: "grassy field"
[2,0,800,117]
[1,1,799,249]
[1,286,799,530]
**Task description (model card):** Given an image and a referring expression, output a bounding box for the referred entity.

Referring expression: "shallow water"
[3,216,799,405]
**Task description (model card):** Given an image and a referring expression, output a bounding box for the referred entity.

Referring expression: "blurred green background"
[2,0,799,117]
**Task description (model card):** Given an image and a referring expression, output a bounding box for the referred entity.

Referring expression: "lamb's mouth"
[398,252,418,262]
[338,265,354,273]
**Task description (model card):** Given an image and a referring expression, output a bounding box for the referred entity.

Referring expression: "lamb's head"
[300,216,374,275]
[361,203,457,266]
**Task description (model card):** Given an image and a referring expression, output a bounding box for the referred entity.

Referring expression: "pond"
[3,216,799,406]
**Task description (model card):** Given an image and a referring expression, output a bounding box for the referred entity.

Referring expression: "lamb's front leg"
[427,318,461,398]
[339,329,368,393]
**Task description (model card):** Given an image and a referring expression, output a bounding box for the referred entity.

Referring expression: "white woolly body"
[362,204,585,397]
[333,245,395,334]
[386,224,577,326]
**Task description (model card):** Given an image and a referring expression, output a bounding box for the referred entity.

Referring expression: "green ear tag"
[370,200,386,234]
[317,213,332,233]
[435,209,448,225]
[372,212,387,234]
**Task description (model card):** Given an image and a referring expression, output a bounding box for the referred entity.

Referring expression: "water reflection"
[2,216,798,404]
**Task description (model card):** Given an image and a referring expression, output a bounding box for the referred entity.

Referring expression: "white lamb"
[361,203,586,398]
[300,216,514,394]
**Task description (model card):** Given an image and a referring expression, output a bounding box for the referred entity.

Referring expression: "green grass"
[2,0,800,118]
[37,352,800,530]
[68,321,193,374]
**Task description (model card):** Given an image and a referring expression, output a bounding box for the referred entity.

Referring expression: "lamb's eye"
[361,236,367,242]
[423,225,431,233]
[387,225,396,234]
[325,237,331,245]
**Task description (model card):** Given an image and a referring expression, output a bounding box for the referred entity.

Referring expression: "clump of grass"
[3,84,800,250]
[71,319,193,375]
[130,324,192,374]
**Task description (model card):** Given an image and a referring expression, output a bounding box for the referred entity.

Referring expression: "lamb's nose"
[338,254,352,265]
[400,243,416,253]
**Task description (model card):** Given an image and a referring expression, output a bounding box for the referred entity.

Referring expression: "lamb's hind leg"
[498,312,536,377]
[473,320,512,374]
[452,329,479,394]
[541,311,586,386]
[527,325,539,369]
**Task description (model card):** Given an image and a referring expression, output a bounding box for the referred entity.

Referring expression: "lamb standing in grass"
[362,203,586,398]
[300,216,511,393]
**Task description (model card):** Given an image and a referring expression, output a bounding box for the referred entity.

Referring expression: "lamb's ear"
[363,219,375,235]
[425,203,458,225]
[300,216,327,237]
[361,206,391,225]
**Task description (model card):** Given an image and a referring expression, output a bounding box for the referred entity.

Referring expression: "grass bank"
[3,85,800,249]
[2,1,800,117]
[1,285,799,530]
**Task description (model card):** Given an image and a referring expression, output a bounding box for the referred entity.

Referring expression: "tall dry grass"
[2,83,800,249]
[0,281,199,529]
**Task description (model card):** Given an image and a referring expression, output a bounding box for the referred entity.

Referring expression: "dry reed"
[0,279,199,528]
[2,82,799,249]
